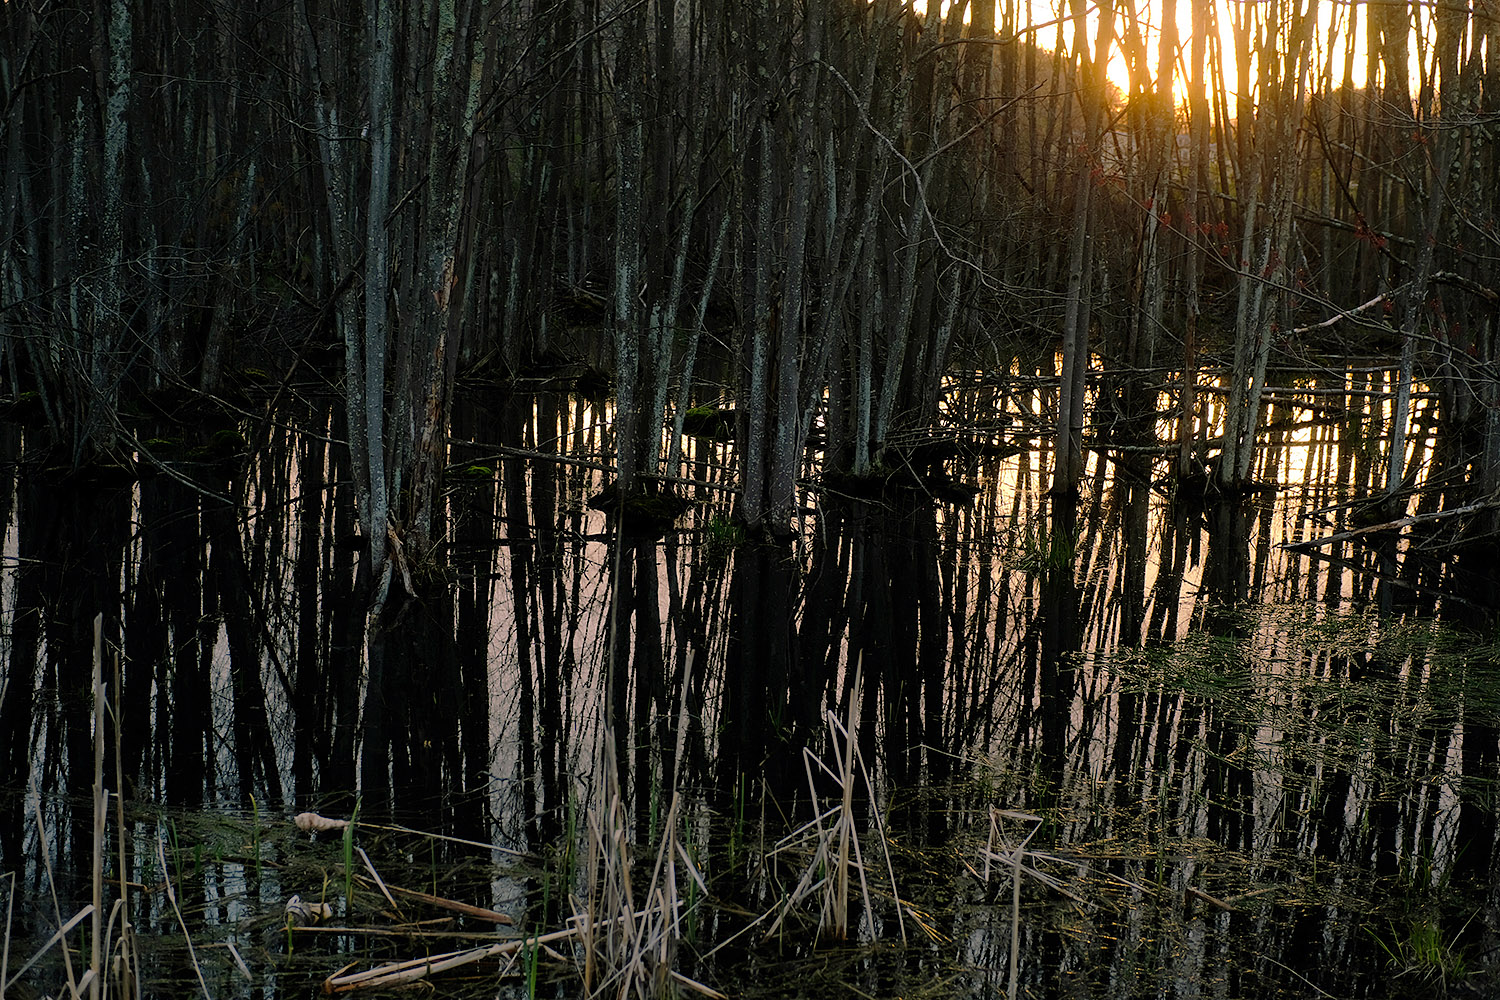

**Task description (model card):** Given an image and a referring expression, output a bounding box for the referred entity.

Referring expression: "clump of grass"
[575,738,718,999]
[7,617,145,1000]
[1009,520,1078,574]
[764,666,905,944]
[703,515,745,565]
[980,807,1048,1000]
[342,798,361,919]
[1366,913,1476,988]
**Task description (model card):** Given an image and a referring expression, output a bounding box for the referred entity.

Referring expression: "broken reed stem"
[858,743,906,945]
[983,808,1044,1000]
[5,902,92,992]
[581,726,707,999]
[368,823,530,857]
[292,925,513,942]
[90,616,104,1000]
[582,806,599,992]
[380,883,514,924]
[1009,830,1020,1000]
[111,638,137,1000]
[323,907,729,998]
[835,672,857,940]
[765,662,904,946]
[1,871,13,992]
[323,926,581,993]
[157,838,213,999]
[356,848,400,913]
[292,812,530,858]
[25,762,84,995]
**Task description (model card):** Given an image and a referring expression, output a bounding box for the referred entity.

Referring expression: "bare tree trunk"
[768,0,823,528]
[1052,0,1111,496]
[357,0,397,799]
[612,13,645,496]
[1218,1,1315,489]
[1177,0,1211,478]
[1387,143,1455,496]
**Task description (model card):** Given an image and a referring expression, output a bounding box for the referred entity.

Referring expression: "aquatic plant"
[7,619,146,1000]
[765,667,905,944]
[1366,912,1476,988]
[577,738,718,999]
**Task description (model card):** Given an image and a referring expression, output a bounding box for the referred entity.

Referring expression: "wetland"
[5,0,1500,995]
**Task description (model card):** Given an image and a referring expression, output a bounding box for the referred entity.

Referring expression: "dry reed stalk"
[583,738,641,997]
[574,732,718,999]
[293,924,509,941]
[833,677,855,938]
[157,838,213,999]
[110,640,139,1000]
[764,666,904,944]
[979,809,1086,901]
[378,882,514,924]
[2,870,14,992]
[4,897,91,993]
[5,905,94,989]
[321,925,581,992]
[293,812,530,857]
[353,843,516,926]
[7,620,143,1000]
[316,785,717,998]
[981,808,1044,1000]
[354,847,400,912]
[225,941,252,981]
[89,616,105,1000]
[23,744,85,995]
[635,791,711,997]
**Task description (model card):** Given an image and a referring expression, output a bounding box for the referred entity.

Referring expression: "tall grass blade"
[2,870,14,992]
[157,838,213,999]
[90,615,105,1000]
[28,776,83,996]
[5,905,93,989]
[111,639,139,1000]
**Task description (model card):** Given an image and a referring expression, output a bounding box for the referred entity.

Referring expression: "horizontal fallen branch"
[292,923,513,941]
[1285,545,1482,609]
[322,926,578,993]
[1184,885,1236,913]
[1282,499,1499,552]
[381,883,514,924]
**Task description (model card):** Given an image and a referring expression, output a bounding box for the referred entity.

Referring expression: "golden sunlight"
[917,1,1428,110]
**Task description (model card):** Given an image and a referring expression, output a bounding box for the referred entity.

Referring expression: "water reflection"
[2,371,1499,994]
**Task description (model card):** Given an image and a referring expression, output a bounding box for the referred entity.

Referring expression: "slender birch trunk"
[1052,0,1111,496]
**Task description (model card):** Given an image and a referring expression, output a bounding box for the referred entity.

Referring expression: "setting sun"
[920,0,1412,110]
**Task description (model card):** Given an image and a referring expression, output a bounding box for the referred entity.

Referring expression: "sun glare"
[919,1,1396,109]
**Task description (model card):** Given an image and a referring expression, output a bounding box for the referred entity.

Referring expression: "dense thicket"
[6,1,1497,499]
[3,0,1499,806]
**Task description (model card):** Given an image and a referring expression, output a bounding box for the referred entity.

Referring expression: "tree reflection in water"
[1,377,1498,995]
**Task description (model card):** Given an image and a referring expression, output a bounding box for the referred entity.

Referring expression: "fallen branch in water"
[1283,546,1482,608]
[293,924,509,942]
[378,883,514,925]
[290,811,530,856]
[321,926,578,993]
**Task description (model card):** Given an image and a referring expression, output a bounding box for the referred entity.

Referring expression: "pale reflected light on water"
[1,366,1497,998]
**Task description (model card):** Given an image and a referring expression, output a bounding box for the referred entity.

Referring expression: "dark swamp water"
[4,364,1500,999]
